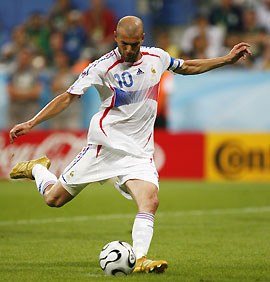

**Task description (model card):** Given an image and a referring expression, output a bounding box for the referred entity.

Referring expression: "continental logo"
[214,140,267,179]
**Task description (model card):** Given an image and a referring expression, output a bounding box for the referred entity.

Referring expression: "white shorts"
[59,144,159,199]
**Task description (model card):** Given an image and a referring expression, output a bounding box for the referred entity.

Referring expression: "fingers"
[9,124,26,144]
[237,45,251,53]
[9,128,17,144]
[234,43,251,54]
[236,42,251,49]
[240,47,252,59]
[233,43,252,61]
[245,48,252,56]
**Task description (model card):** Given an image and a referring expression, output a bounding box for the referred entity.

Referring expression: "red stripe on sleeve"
[106,58,124,74]
[141,52,160,58]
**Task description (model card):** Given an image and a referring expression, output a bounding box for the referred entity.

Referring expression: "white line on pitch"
[84,273,103,277]
[0,206,270,226]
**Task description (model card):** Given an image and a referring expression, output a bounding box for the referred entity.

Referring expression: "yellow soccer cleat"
[10,156,51,180]
[133,256,168,273]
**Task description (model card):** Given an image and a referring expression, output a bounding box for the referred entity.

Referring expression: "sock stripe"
[137,212,155,219]
[136,213,155,223]
[41,180,56,195]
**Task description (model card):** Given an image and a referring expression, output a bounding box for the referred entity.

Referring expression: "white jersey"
[67,46,183,159]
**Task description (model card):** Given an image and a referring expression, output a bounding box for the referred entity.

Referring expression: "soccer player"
[9,16,251,273]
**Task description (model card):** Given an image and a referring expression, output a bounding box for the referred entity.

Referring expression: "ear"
[114,31,118,43]
[141,33,145,43]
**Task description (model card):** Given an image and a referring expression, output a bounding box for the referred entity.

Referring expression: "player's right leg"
[10,156,73,207]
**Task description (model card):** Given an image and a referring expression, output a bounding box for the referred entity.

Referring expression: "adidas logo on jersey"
[137,68,144,75]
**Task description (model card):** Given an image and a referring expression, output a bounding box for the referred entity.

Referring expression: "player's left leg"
[125,179,168,273]
[10,156,73,207]
[42,180,74,207]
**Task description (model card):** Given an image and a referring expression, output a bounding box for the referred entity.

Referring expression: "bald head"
[116,16,144,37]
[114,16,144,62]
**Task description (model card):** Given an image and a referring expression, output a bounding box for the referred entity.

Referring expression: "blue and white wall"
[168,70,270,132]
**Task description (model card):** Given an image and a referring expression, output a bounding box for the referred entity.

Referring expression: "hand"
[227,42,252,64]
[9,121,33,144]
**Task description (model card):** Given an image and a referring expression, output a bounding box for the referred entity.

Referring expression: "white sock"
[32,164,57,196]
[132,212,154,259]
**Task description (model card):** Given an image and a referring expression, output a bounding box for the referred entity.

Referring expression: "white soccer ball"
[99,241,136,276]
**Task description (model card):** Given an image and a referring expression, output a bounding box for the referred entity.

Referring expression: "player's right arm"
[9,92,78,143]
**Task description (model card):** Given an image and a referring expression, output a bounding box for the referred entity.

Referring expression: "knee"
[151,194,159,212]
[45,196,65,208]
[143,192,159,214]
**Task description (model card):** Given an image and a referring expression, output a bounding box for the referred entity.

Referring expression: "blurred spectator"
[72,47,93,75]
[190,34,208,59]
[255,43,270,70]
[241,8,259,34]
[47,31,65,65]
[7,48,42,127]
[241,8,268,64]
[256,0,270,33]
[48,0,74,32]
[64,10,86,64]
[179,51,192,61]
[252,29,270,70]
[156,32,180,58]
[0,20,9,51]
[82,0,117,58]
[180,14,224,58]
[50,51,80,129]
[24,12,50,58]
[0,26,33,66]
[32,53,48,73]
[223,33,241,54]
[209,0,243,33]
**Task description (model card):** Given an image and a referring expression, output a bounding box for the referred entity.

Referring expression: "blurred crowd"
[156,0,270,69]
[0,0,269,129]
[1,0,117,129]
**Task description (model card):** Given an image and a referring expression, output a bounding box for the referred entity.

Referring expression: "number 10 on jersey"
[114,72,133,88]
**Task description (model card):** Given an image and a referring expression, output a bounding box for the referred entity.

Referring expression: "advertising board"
[206,133,270,181]
[0,130,205,180]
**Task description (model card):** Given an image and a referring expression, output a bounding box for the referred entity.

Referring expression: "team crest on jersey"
[136,68,144,75]
[151,65,157,82]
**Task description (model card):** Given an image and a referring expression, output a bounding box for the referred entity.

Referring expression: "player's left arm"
[174,42,252,75]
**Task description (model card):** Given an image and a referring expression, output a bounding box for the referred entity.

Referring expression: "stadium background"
[1,1,270,281]
[0,0,269,182]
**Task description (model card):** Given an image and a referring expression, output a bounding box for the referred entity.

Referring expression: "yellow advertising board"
[206,133,270,181]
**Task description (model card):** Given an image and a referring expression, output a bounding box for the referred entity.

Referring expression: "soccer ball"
[99,241,136,276]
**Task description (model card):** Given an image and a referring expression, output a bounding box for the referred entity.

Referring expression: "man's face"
[114,29,144,62]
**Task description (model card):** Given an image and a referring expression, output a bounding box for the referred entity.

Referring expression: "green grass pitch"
[0,180,270,282]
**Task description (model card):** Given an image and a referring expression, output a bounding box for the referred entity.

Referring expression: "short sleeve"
[151,47,184,74]
[67,62,104,95]
[154,48,172,74]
